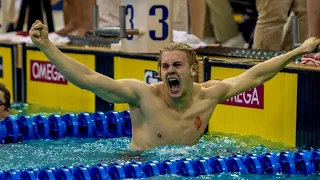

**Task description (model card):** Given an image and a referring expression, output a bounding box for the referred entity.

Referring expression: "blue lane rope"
[0,110,319,179]
[0,110,132,143]
[0,150,319,179]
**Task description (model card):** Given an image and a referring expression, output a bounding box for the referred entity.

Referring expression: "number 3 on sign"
[149,5,169,40]
[120,0,172,53]
[125,5,134,40]
[125,5,169,41]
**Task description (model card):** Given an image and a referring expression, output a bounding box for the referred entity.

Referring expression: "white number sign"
[120,0,173,53]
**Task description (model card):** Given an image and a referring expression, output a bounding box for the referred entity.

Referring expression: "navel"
[157,133,162,138]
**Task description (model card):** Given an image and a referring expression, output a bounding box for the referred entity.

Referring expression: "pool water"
[10,102,81,117]
[3,103,319,179]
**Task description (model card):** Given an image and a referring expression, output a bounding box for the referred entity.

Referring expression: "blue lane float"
[310,150,320,172]
[91,111,108,138]
[142,162,161,178]
[55,167,73,180]
[0,171,5,180]
[38,168,55,180]
[3,116,20,143]
[124,163,144,178]
[61,113,78,137]
[119,110,132,137]
[209,156,228,174]
[1,150,320,179]
[160,160,177,175]
[0,123,6,144]
[48,114,65,139]
[294,150,313,175]
[19,170,37,180]
[105,111,124,138]
[17,116,34,141]
[26,168,40,178]
[89,165,110,180]
[226,155,248,173]
[108,164,127,179]
[279,151,296,174]
[5,170,21,180]
[176,160,195,177]
[259,153,279,174]
[77,113,94,138]
[33,115,50,139]
[193,159,211,176]
[243,154,262,174]
[72,166,91,180]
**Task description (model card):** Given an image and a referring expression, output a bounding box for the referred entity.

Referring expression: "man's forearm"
[39,41,95,89]
[247,47,306,83]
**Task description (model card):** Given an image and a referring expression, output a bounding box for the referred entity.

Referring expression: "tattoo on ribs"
[194,116,202,131]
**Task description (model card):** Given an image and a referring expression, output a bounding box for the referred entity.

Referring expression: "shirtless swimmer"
[29,20,320,150]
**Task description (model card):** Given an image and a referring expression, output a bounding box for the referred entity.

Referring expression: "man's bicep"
[219,73,260,102]
[111,79,145,104]
[87,73,145,104]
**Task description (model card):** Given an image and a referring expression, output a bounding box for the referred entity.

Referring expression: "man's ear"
[157,67,162,80]
[191,64,197,77]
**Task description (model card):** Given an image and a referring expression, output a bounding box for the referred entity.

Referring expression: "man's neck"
[163,89,193,111]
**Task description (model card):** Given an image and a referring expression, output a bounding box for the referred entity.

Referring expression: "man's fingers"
[32,23,44,30]
[35,20,42,24]
[32,20,42,27]
[30,30,40,38]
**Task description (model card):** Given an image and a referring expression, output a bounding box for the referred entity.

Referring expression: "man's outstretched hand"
[300,37,320,54]
[29,20,49,48]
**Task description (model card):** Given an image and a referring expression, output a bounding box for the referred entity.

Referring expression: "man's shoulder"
[132,81,164,95]
[149,82,164,92]
[199,80,223,88]
[195,80,229,99]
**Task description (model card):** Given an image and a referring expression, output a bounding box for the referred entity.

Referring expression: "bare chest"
[151,114,206,145]
[139,99,216,146]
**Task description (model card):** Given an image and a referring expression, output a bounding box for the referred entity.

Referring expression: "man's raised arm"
[206,37,320,102]
[29,20,144,105]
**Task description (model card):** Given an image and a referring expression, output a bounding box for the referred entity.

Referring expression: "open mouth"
[168,77,180,93]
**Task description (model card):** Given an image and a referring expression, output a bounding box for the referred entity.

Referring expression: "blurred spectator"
[56,0,95,36]
[188,0,206,40]
[253,0,308,51]
[307,0,320,38]
[203,0,247,48]
[299,0,320,66]
[96,0,119,28]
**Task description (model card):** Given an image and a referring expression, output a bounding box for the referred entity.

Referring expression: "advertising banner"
[26,50,96,113]
[208,66,298,146]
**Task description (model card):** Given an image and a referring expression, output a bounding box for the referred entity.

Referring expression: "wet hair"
[0,83,11,109]
[157,42,198,76]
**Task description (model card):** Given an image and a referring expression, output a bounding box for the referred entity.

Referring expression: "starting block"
[117,0,173,53]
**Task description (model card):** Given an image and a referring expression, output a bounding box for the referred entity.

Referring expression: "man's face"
[0,91,10,120]
[160,50,196,98]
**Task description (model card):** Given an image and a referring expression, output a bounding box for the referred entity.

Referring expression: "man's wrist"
[294,46,308,55]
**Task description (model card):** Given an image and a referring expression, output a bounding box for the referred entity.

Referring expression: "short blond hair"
[157,42,198,76]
